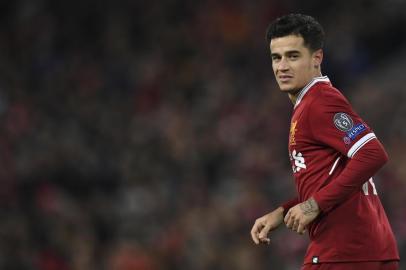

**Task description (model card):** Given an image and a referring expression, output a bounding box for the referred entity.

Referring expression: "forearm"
[313,139,388,212]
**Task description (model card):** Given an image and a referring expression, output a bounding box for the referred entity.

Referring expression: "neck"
[288,93,298,105]
[288,72,322,105]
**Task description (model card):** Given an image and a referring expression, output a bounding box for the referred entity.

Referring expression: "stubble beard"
[279,85,301,95]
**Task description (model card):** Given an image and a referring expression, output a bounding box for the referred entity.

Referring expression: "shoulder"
[309,84,351,110]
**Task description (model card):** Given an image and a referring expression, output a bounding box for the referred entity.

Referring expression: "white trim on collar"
[294,76,330,108]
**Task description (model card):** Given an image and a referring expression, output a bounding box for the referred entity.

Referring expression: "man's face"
[270,35,322,94]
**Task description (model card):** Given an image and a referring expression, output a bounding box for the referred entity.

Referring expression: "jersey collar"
[294,76,331,109]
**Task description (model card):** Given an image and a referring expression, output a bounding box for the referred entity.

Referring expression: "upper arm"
[308,90,376,158]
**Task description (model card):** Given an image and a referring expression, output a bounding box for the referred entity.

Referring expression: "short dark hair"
[266,14,325,52]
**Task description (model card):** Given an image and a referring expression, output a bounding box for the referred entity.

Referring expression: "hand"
[251,207,284,245]
[284,197,320,235]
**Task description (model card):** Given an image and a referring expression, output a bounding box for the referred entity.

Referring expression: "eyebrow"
[271,50,301,56]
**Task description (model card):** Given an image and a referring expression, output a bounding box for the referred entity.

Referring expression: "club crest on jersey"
[290,149,306,173]
[289,120,298,146]
[333,113,353,132]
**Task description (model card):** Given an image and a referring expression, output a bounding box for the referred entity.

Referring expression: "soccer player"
[250,14,400,270]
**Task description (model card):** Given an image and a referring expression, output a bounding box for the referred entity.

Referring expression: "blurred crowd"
[0,0,405,269]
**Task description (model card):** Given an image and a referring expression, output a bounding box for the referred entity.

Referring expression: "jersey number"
[362,178,377,195]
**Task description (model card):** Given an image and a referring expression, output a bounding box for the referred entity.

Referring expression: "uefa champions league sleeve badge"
[333,113,353,132]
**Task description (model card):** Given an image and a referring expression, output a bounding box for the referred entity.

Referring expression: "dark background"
[0,0,405,269]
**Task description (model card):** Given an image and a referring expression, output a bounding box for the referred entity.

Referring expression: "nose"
[277,57,289,71]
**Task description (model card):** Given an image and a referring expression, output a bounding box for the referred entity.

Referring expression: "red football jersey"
[287,76,399,265]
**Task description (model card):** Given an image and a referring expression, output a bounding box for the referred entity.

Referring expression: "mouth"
[278,75,293,83]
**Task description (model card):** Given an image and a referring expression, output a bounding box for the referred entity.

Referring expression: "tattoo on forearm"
[300,198,319,216]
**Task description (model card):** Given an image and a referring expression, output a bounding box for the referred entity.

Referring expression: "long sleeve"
[313,138,388,212]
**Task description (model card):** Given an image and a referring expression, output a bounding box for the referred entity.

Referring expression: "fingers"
[285,211,295,229]
[297,222,306,235]
[250,221,262,244]
[251,220,272,245]
[258,224,271,244]
[284,210,290,224]
[285,210,306,234]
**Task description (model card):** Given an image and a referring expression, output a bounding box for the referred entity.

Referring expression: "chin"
[279,84,295,92]
[279,85,301,95]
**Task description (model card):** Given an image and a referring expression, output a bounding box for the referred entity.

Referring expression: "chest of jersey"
[288,105,312,174]
[287,100,343,200]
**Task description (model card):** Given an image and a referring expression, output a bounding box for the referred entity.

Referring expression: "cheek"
[297,61,313,76]
[272,63,277,72]
[309,59,316,69]
[272,66,278,76]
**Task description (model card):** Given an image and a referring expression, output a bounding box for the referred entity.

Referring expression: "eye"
[289,54,299,60]
[271,55,281,62]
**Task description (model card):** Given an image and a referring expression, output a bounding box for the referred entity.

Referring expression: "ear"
[313,49,323,68]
